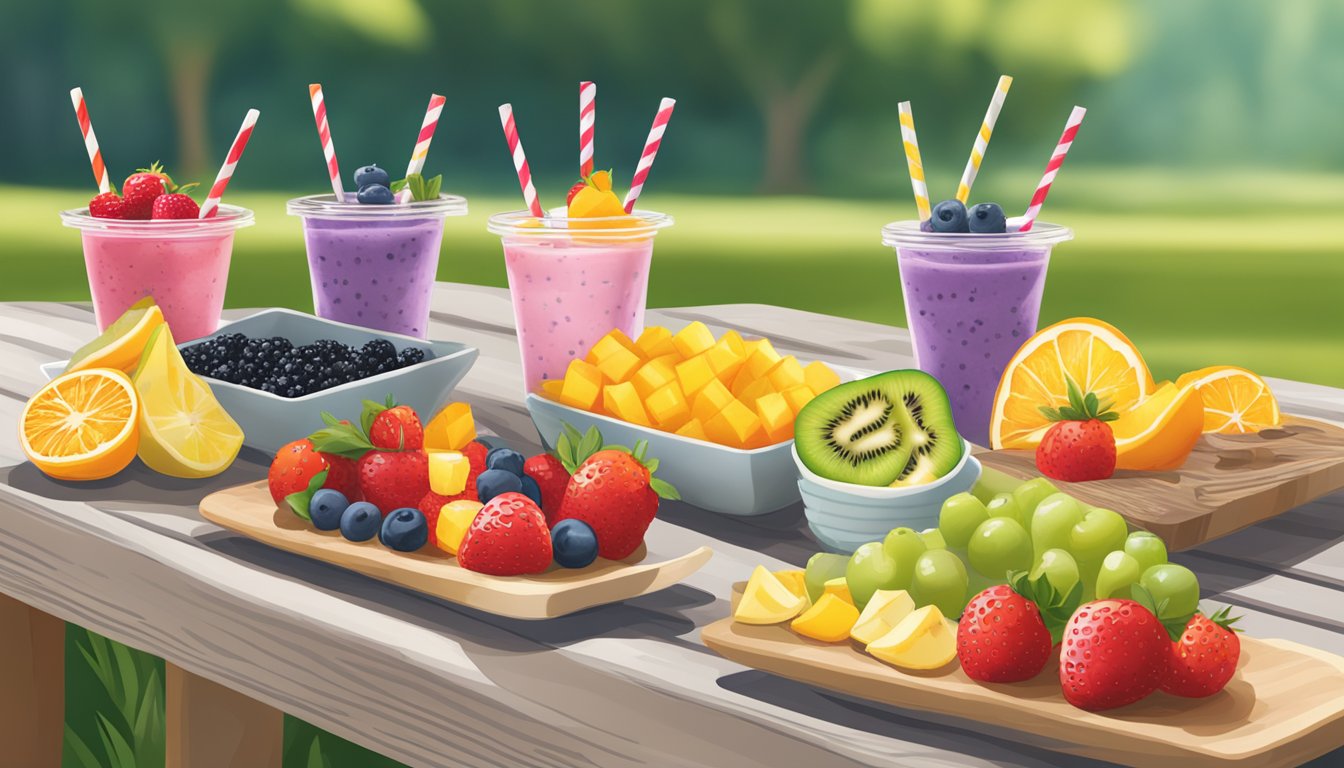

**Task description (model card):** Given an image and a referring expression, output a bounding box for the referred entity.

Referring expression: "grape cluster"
[181,333,428,398]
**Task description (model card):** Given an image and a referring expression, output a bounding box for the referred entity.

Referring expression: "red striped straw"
[579,81,596,178]
[1017,106,1086,232]
[622,97,675,213]
[69,88,110,194]
[498,103,543,218]
[396,93,447,204]
[199,109,260,220]
[308,84,344,202]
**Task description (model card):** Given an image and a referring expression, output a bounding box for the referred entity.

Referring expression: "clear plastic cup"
[487,210,674,394]
[60,205,255,342]
[882,221,1074,447]
[287,194,468,338]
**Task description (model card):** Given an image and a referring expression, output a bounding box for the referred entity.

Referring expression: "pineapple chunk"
[692,378,734,423]
[705,398,762,448]
[602,382,651,426]
[589,334,643,383]
[428,451,470,495]
[672,321,716,359]
[645,382,690,431]
[755,392,794,444]
[804,360,841,394]
[674,418,708,440]
[424,402,477,451]
[781,385,815,416]
[636,326,676,358]
[766,356,806,391]
[674,354,717,398]
[631,357,678,399]
[718,329,747,356]
[703,338,745,381]
[558,359,604,411]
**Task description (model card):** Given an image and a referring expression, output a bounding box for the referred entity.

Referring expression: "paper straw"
[395,93,446,204]
[1017,106,1086,232]
[498,104,544,218]
[897,101,931,222]
[955,75,1013,204]
[69,88,110,194]
[308,85,344,202]
[199,109,260,220]
[622,97,675,213]
[579,81,596,178]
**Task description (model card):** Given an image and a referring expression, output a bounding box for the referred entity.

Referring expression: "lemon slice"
[735,566,807,625]
[133,325,243,478]
[67,297,164,374]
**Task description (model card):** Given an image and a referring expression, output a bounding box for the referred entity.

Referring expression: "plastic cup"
[287,194,468,339]
[60,205,255,343]
[882,221,1073,447]
[486,210,674,394]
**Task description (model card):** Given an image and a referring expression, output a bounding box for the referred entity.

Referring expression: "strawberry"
[552,424,679,561]
[456,492,552,576]
[361,397,424,450]
[417,491,447,547]
[1035,378,1118,482]
[1160,607,1242,698]
[1059,597,1171,711]
[267,438,361,508]
[122,163,170,219]
[357,449,429,513]
[566,180,587,204]
[523,453,569,523]
[958,572,1081,683]
[151,193,199,220]
[89,192,129,219]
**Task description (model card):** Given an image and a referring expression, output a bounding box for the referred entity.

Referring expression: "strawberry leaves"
[1039,376,1119,423]
[553,422,681,500]
[284,468,328,521]
[308,411,374,459]
[1130,583,1197,641]
[1011,570,1083,645]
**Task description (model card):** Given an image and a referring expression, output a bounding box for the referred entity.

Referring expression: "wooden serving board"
[199,481,712,620]
[978,415,1344,551]
[702,610,1344,768]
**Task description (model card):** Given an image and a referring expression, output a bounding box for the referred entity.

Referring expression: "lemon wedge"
[850,589,916,646]
[866,605,957,670]
[735,566,807,625]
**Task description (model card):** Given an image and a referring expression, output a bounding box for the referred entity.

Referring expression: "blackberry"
[398,347,425,368]
[177,331,430,396]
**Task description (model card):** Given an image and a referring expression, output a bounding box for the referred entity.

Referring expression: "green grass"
[6,175,1339,767]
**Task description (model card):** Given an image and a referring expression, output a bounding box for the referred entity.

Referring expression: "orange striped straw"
[69,88,110,194]
[956,76,1013,204]
[396,93,446,204]
[308,84,344,202]
[199,109,260,219]
[897,101,931,222]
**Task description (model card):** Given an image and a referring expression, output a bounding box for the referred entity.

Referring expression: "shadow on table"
[658,500,823,567]
[1,449,269,508]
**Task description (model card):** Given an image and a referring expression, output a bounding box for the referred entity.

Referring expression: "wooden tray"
[978,415,1344,551]
[702,607,1344,768]
[199,481,712,620]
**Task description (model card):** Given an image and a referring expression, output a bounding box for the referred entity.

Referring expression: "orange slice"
[65,297,164,374]
[20,367,140,481]
[990,318,1155,449]
[1112,382,1205,471]
[1175,365,1281,434]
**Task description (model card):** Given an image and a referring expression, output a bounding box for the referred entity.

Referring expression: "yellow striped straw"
[956,75,1013,204]
[897,101,931,221]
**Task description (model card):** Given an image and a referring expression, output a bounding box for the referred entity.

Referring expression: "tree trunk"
[167,42,216,181]
[756,51,842,194]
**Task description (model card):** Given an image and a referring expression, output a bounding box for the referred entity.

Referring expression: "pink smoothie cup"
[60,205,255,342]
[287,194,468,339]
[882,221,1073,447]
[487,210,674,394]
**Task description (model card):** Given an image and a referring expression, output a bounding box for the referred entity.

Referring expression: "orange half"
[20,367,140,480]
[1112,382,1205,471]
[1176,365,1281,434]
[990,318,1155,449]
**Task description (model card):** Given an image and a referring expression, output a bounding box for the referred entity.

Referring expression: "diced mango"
[602,381,651,426]
[674,418,708,440]
[766,355,806,391]
[539,379,564,401]
[719,329,747,356]
[672,321,716,359]
[755,392,794,444]
[791,593,861,643]
[781,385,815,416]
[589,334,643,383]
[692,378,735,423]
[705,398,762,448]
[631,357,678,399]
[604,328,640,355]
[435,500,483,555]
[703,338,745,381]
[558,359,604,411]
[804,360,842,395]
[645,382,690,431]
[675,354,717,399]
[736,377,776,409]
[743,339,781,374]
[636,326,677,358]
[428,450,469,495]
[424,402,476,450]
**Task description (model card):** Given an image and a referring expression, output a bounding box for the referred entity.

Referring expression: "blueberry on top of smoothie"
[968,202,1007,233]
[930,199,970,233]
[354,165,391,188]
[357,184,394,205]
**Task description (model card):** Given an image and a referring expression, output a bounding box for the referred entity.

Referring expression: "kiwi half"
[795,370,963,487]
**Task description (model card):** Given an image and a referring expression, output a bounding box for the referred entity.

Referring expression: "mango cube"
[781,385,815,416]
[645,382,690,430]
[604,328,640,355]
[558,359,604,411]
[791,593,860,643]
[705,398,762,448]
[743,339,782,377]
[636,326,677,358]
[766,355,806,391]
[703,338,745,381]
[672,321,716,359]
[755,392,794,444]
[736,377,776,409]
[719,329,747,356]
[434,500,483,555]
[428,450,469,496]
[674,354,717,399]
[539,379,564,401]
[589,334,643,383]
[424,402,476,451]
[630,357,678,399]
[804,360,841,394]
[602,382,651,427]
[674,418,708,440]
[692,378,734,423]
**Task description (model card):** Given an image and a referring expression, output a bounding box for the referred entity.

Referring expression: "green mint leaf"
[650,476,680,501]
[284,468,329,520]
[410,173,427,201]
[425,174,442,200]
[390,179,409,193]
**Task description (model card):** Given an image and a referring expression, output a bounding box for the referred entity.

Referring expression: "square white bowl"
[42,308,478,456]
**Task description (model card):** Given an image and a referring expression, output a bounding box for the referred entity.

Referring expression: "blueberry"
[519,474,543,509]
[353,165,390,188]
[486,447,525,477]
[380,507,429,552]
[476,469,523,504]
[930,199,969,233]
[551,519,599,569]
[919,218,935,233]
[968,202,1007,234]
[308,488,350,531]
[339,501,382,542]
[357,184,395,205]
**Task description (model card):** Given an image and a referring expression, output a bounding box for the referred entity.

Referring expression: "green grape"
[967,517,1033,582]
[985,493,1026,527]
[1030,493,1086,555]
[804,552,849,603]
[1095,551,1142,600]
[1011,477,1060,524]
[939,492,989,549]
[909,549,969,619]
[881,527,927,588]
[846,542,900,609]
[1139,563,1200,618]
[919,528,947,550]
[1124,531,1168,574]
[1029,548,1080,597]
[1069,508,1129,601]
[972,465,1021,504]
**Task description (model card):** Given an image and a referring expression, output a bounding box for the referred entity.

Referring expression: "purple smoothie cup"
[287,193,467,338]
[882,221,1073,447]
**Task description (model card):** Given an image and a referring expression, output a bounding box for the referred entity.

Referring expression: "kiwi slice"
[795,370,962,487]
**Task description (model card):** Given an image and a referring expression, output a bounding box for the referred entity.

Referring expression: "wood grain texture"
[199,481,713,620]
[0,593,63,768]
[979,415,1344,551]
[702,617,1344,768]
[166,662,283,768]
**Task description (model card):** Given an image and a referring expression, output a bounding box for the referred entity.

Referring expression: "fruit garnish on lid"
[567,169,628,220]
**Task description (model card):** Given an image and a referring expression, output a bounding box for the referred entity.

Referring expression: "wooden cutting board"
[702,614,1344,768]
[978,415,1344,551]
[199,481,712,620]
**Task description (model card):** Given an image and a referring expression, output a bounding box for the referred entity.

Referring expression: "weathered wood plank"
[166,662,283,768]
[0,593,63,768]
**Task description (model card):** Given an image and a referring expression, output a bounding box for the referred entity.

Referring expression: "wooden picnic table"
[1,284,1342,768]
